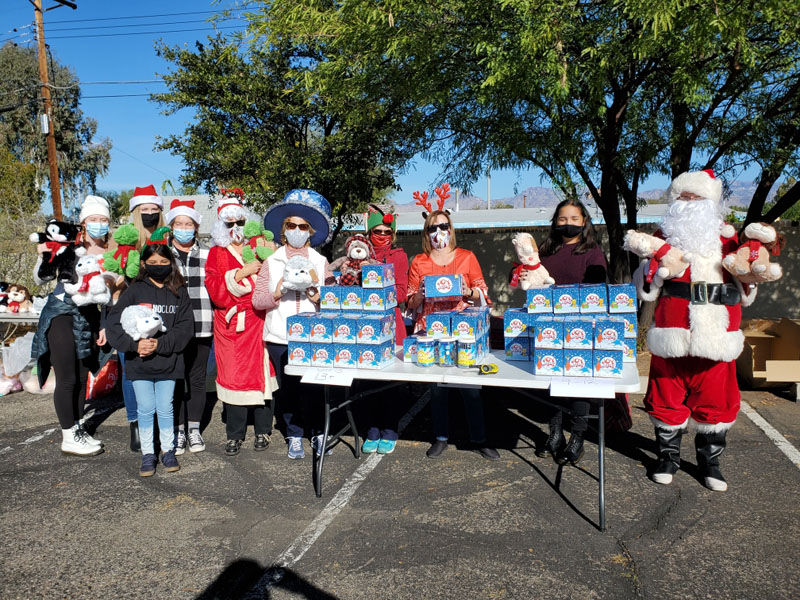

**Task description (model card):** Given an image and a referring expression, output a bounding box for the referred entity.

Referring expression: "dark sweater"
[540,243,608,285]
[107,278,194,381]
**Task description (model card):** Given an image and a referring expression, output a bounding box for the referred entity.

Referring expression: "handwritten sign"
[550,377,615,399]
[301,369,354,388]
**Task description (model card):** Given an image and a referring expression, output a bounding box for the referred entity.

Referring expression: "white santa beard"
[660,198,723,258]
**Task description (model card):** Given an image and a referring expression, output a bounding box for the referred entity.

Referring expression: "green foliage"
[97,189,133,225]
[0,147,38,214]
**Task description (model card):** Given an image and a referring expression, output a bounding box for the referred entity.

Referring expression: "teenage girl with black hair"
[536,198,608,465]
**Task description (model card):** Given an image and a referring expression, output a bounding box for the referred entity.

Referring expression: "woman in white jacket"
[252,189,335,460]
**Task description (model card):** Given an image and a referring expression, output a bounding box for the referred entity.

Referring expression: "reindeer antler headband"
[413,183,451,219]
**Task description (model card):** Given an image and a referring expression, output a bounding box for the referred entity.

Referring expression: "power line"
[45,17,244,32]
[110,146,172,178]
[44,8,245,25]
[46,25,244,40]
[80,93,154,98]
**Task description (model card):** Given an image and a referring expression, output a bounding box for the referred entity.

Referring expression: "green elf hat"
[146,226,172,245]
[366,204,397,232]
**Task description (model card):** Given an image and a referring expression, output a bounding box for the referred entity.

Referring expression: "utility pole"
[455,188,460,212]
[487,171,491,210]
[523,194,527,209]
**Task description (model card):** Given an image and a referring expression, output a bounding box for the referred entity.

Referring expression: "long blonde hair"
[421,210,457,255]
[130,206,165,251]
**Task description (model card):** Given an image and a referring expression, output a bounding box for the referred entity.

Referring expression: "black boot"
[651,427,684,484]
[129,421,141,453]
[695,430,728,491]
[535,421,566,459]
[557,432,585,465]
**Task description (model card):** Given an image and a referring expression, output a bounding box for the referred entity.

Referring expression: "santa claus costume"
[204,191,278,455]
[633,170,757,491]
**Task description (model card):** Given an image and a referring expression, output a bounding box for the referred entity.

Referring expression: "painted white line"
[740,400,800,469]
[0,446,13,455]
[245,389,430,596]
[20,428,57,445]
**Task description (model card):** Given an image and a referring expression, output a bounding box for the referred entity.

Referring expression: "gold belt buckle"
[690,281,708,305]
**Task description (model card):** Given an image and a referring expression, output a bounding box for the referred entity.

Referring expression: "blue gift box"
[563,348,593,377]
[608,283,637,313]
[594,316,625,350]
[332,312,360,344]
[287,342,312,366]
[622,314,638,339]
[553,284,580,314]
[286,313,315,342]
[356,314,394,344]
[403,335,419,363]
[532,316,564,349]
[319,286,341,310]
[534,348,563,376]
[451,311,484,339]
[311,344,335,368]
[361,263,396,288]
[504,336,530,361]
[426,311,451,338]
[563,316,594,349]
[363,286,398,311]
[579,284,608,313]
[333,344,358,368]
[340,287,363,310]
[503,308,528,338]
[424,274,463,301]
[526,287,553,314]
[309,313,336,343]
[476,332,490,360]
[357,341,394,369]
[622,339,637,363]
[593,349,623,378]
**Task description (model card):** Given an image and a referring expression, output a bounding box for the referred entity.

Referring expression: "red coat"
[374,245,409,344]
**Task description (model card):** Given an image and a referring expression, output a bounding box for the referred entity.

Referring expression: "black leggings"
[48,315,91,429]
[548,399,589,434]
[174,337,212,427]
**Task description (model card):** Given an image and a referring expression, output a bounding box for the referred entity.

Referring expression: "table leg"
[315,385,332,498]
[598,399,606,532]
[344,387,361,459]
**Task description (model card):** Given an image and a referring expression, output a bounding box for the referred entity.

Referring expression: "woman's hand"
[306,286,320,304]
[273,277,284,300]
[236,260,261,282]
[462,287,478,302]
[407,288,425,310]
[137,339,157,357]
[96,329,107,347]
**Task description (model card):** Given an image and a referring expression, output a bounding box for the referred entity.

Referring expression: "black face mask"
[555,224,583,239]
[145,264,172,282]
[141,213,160,228]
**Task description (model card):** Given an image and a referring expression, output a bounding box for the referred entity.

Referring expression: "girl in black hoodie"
[108,228,194,476]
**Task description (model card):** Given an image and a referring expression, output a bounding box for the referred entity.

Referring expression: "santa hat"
[146,226,171,246]
[129,184,163,211]
[165,198,201,225]
[667,170,722,204]
[217,188,246,219]
[366,204,397,232]
[79,195,110,222]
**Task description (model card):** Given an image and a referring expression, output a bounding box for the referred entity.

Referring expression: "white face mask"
[230,225,245,244]
[285,228,310,248]
[429,230,450,250]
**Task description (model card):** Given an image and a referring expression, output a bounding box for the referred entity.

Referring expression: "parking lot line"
[740,400,800,469]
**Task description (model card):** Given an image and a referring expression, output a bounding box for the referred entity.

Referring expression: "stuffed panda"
[29,219,83,284]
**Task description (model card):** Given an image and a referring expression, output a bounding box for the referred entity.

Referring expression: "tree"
[0,43,112,211]
[764,178,800,221]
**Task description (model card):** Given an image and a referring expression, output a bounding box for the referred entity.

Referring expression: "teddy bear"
[510,232,555,289]
[120,305,167,341]
[722,222,785,284]
[63,254,111,307]
[0,285,34,313]
[623,229,691,284]
[329,234,379,286]
[281,256,320,294]
[102,224,141,279]
[242,221,277,263]
[29,219,83,283]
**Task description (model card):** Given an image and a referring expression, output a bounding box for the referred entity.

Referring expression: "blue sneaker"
[361,439,379,454]
[287,436,305,460]
[312,435,333,457]
[139,453,157,477]
[161,450,180,473]
[377,439,397,455]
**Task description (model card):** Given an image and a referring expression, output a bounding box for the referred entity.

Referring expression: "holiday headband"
[146,226,172,245]
[414,183,451,219]
[218,187,244,214]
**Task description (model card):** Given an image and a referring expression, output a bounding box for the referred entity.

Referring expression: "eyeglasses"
[372,228,393,236]
[427,223,450,233]
[285,222,310,231]
[224,219,247,228]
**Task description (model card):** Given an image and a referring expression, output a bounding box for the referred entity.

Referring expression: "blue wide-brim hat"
[263,189,333,247]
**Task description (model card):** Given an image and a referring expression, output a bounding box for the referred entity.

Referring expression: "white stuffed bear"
[63,254,111,306]
[120,305,167,341]
[281,255,319,294]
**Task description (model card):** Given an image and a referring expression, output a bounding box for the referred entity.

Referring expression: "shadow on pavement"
[196,559,339,600]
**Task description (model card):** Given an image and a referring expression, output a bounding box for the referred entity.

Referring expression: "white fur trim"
[166,205,201,224]
[79,195,110,222]
[667,171,722,203]
[647,326,743,362]
[647,327,691,358]
[224,269,253,297]
[633,260,662,302]
[733,278,758,307]
[720,223,736,239]
[129,194,162,211]
[650,416,689,431]
[690,418,735,433]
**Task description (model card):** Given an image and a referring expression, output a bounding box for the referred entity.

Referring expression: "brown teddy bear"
[329,234,379,286]
[624,230,690,284]
[722,222,785,284]
[0,285,34,313]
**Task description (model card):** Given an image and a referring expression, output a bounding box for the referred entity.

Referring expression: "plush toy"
[120,305,167,341]
[29,219,82,283]
[242,221,277,263]
[0,371,22,396]
[329,234,379,286]
[0,285,34,313]
[281,255,319,294]
[624,229,690,284]
[510,232,555,289]
[102,224,141,278]
[0,282,9,309]
[63,255,111,306]
[722,222,785,284]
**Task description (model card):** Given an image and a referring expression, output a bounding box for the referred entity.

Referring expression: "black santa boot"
[651,426,685,484]
[695,429,728,492]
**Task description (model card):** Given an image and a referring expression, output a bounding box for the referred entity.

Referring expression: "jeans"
[430,384,487,443]
[118,353,138,422]
[267,343,321,438]
[132,379,176,455]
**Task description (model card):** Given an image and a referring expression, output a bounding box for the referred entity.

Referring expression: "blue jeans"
[430,384,487,443]
[132,379,176,455]
[118,353,138,422]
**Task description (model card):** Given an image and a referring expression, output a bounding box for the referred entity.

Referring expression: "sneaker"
[225,439,243,456]
[187,428,205,453]
[361,439,379,454]
[377,439,397,455]
[77,422,103,447]
[161,450,180,473]
[312,435,333,457]
[174,429,187,456]
[253,433,270,451]
[426,439,448,459]
[139,453,157,477]
[287,436,305,460]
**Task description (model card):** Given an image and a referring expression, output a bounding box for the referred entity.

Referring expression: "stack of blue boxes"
[402,305,491,365]
[502,283,637,378]
[287,264,398,370]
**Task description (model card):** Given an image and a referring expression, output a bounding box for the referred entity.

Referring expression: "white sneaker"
[704,476,728,492]
[61,425,103,456]
[77,422,103,447]
[187,428,205,453]
[651,472,673,485]
[174,429,187,455]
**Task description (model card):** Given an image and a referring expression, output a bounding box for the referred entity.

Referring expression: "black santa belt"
[661,280,741,306]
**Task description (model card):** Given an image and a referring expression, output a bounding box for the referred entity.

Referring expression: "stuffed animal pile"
[330,234,378,286]
[102,224,140,278]
[29,219,82,283]
[63,255,111,306]
[510,232,555,289]
[120,305,167,341]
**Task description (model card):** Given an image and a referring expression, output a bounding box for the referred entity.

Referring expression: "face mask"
[230,225,245,244]
[555,224,583,239]
[429,230,450,250]
[285,228,310,248]
[145,264,172,282]
[370,231,392,248]
[85,223,109,239]
[141,213,160,228]
[172,228,195,244]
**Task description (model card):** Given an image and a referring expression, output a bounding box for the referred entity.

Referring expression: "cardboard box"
[736,319,800,392]
[594,316,626,350]
[356,314,394,344]
[622,339,637,363]
[593,349,623,378]
[526,287,553,314]
[286,313,315,342]
[532,316,564,349]
[357,341,394,369]
[309,313,336,343]
[503,308,528,338]
[287,342,312,366]
[363,286,398,311]
[580,284,608,313]
[451,311,484,339]
[340,287,363,310]
[622,314,638,339]
[426,311,451,338]
[332,312,360,344]
[403,335,418,363]
[311,344,335,368]
[534,348,563,376]
[361,263,395,288]
[424,274,463,301]
[319,286,341,310]
[504,336,530,361]
[333,344,358,368]
[563,316,594,349]
[563,348,593,377]
[608,283,637,313]
[553,284,580,314]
